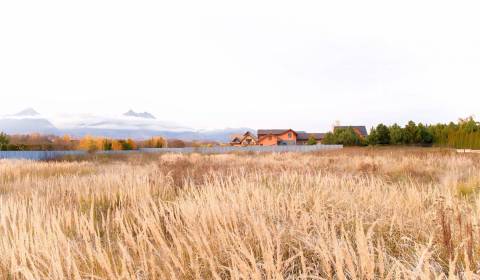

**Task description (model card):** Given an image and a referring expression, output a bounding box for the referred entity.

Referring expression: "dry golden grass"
[0,148,480,279]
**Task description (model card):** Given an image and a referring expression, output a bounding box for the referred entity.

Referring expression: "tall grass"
[0,148,479,279]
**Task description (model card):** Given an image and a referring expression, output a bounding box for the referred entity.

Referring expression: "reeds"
[0,148,479,279]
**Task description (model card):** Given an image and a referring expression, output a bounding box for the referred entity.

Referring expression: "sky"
[1,0,479,131]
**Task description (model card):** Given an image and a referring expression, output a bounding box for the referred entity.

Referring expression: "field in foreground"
[0,148,479,279]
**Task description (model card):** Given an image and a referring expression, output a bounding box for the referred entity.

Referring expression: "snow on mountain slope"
[0,108,60,134]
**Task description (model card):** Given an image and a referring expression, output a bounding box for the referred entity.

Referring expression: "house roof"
[334,126,368,137]
[243,131,257,140]
[257,129,297,135]
[297,133,326,140]
[230,134,242,140]
[230,131,257,144]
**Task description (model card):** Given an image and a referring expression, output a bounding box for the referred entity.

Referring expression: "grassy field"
[0,148,479,279]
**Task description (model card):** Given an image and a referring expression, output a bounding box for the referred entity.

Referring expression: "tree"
[126,139,137,150]
[307,134,317,145]
[375,124,390,145]
[322,132,336,145]
[459,116,479,133]
[404,121,421,144]
[168,139,186,148]
[57,134,75,150]
[389,124,405,145]
[111,140,123,151]
[367,127,379,145]
[418,123,433,145]
[102,139,113,151]
[144,136,166,148]
[117,139,137,150]
[336,127,365,146]
[322,128,365,146]
[0,132,9,151]
[78,135,100,153]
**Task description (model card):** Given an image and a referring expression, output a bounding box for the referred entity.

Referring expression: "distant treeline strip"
[322,116,480,149]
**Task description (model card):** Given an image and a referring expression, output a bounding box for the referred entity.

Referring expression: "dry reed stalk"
[0,148,479,279]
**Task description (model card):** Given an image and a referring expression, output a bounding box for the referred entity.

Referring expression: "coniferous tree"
[389,124,405,145]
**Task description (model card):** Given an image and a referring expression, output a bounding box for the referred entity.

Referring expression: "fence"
[0,144,343,161]
[0,151,86,161]
[141,144,343,154]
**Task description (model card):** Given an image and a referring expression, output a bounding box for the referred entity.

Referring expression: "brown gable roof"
[257,129,297,136]
[297,133,326,141]
[243,131,257,140]
[230,134,242,140]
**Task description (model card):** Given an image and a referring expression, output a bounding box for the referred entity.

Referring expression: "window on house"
[288,133,292,138]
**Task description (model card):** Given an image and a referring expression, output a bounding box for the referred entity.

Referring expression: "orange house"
[257,129,298,146]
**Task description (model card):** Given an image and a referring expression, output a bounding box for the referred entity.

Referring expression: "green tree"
[376,124,390,145]
[307,134,317,145]
[336,127,365,146]
[418,123,433,145]
[119,140,133,150]
[322,132,336,145]
[103,139,113,151]
[0,132,10,151]
[404,121,421,144]
[323,128,365,146]
[367,127,378,145]
[368,124,390,145]
[459,116,479,133]
[389,124,405,145]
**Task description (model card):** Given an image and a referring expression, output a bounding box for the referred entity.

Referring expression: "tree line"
[324,116,480,148]
[2,116,480,150]
[0,133,168,152]
[0,132,220,151]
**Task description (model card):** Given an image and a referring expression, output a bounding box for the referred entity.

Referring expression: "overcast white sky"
[1,0,479,131]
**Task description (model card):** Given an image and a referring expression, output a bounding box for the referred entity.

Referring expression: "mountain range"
[0,108,252,142]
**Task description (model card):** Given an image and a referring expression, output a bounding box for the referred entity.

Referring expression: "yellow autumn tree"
[95,138,105,151]
[78,135,101,152]
[59,134,73,150]
[144,136,166,148]
[126,139,137,150]
[62,134,71,143]
[111,140,123,151]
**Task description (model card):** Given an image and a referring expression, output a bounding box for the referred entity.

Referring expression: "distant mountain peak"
[123,110,156,119]
[14,108,40,117]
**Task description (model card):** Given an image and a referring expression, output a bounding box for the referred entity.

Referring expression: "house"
[230,134,243,146]
[296,132,326,145]
[334,126,368,138]
[230,131,257,146]
[257,129,298,146]
[232,128,330,146]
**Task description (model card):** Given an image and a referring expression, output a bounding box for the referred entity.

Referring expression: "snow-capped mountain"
[123,110,156,119]
[13,108,41,117]
[0,108,60,135]
[0,108,253,142]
